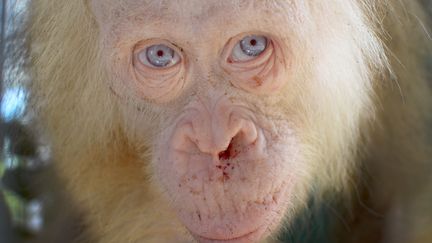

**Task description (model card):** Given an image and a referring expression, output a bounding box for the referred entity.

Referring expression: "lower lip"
[193,226,266,243]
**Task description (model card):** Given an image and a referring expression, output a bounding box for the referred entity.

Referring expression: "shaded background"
[0,1,81,243]
[0,1,431,243]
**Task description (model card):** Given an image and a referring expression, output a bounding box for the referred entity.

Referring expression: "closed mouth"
[192,225,265,243]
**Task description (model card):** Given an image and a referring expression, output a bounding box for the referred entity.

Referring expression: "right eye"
[130,41,186,103]
[136,44,181,68]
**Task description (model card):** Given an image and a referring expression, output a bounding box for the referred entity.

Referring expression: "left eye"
[230,35,267,62]
[137,44,181,68]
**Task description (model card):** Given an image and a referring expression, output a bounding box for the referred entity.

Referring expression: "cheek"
[151,102,305,241]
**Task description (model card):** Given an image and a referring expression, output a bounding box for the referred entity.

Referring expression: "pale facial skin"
[92,1,310,242]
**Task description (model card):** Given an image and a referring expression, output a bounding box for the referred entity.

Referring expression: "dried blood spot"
[223,172,230,180]
[216,140,241,181]
[216,165,229,170]
[253,76,263,86]
[218,142,233,160]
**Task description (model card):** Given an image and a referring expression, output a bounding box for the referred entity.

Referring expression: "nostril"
[218,139,234,161]
[217,132,244,161]
[217,119,258,161]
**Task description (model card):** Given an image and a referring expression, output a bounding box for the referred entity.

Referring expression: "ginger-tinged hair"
[28,0,432,242]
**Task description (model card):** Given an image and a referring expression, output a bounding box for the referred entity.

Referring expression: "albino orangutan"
[27,0,432,242]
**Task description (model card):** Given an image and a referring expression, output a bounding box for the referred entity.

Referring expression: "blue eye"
[240,35,267,56]
[138,44,180,68]
[230,35,268,62]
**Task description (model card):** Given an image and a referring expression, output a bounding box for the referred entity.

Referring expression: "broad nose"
[195,111,258,159]
[172,100,258,160]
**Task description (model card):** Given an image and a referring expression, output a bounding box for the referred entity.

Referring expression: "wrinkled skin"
[91,1,307,241]
[29,0,430,242]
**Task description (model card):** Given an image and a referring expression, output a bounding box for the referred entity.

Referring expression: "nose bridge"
[191,94,236,155]
[211,97,237,151]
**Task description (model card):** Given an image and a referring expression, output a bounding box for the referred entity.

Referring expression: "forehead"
[91,0,298,30]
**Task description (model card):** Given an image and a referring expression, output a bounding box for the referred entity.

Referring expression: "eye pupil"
[142,44,178,68]
[239,35,267,57]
